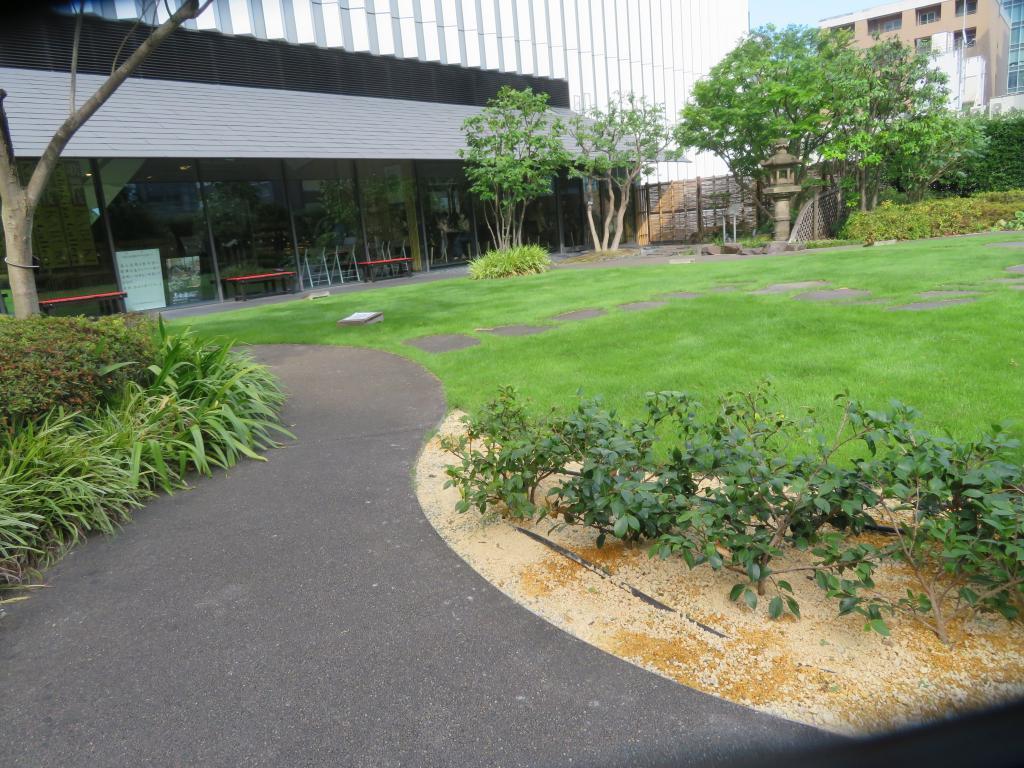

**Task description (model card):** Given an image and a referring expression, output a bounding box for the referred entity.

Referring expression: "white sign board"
[116,248,166,311]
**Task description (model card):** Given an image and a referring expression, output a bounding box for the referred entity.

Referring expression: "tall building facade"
[0,2,747,314]
[1006,0,1023,92]
[96,0,748,179]
[820,0,1011,110]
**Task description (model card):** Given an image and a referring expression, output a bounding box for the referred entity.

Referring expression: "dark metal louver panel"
[0,11,570,109]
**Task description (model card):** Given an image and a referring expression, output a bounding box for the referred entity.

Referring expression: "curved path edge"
[0,345,832,767]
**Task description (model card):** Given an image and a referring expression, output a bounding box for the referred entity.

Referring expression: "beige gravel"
[416,412,1024,734]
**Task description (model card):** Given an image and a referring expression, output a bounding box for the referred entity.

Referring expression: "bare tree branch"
[69,0,85,115]
[25,0,211,207]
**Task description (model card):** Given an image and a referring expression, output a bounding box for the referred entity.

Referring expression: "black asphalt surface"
[1,345,832,767]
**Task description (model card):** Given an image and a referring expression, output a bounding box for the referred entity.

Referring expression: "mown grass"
[178,234,1024,443]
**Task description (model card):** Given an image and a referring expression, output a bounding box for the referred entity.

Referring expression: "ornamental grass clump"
[0,322,287,584]
[444,385,1024,644]
[467,245,551,279]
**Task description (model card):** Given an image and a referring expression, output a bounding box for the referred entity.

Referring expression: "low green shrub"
[468,245,551,279]
[803,238,862,249]
[994,211,1024,231]
[0,324,287,583]
[0,314,156,428]
[443,385,1024,644]
[840,190,1024,242]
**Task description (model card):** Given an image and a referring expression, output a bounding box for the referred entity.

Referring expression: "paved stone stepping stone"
[887,298,977,312]
[793,288,871,301]
[617,300,669,312]
[660,291,702,299]
[991,277,1024,284]
[916,290,979,298]
[987,242,1024,248]
[404,334,480,353]
[752,280,830,295]
[1011,284,1024,291]
[553,308,607,322]
[1007,265,1024,273]
[485,324,553,336]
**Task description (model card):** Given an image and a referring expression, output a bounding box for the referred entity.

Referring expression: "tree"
[570,94,670,252]
[885,112,987,202]
[0,1,211,318]
[675,25,856,218]
[460,87,568,251]
[821,37,949,210]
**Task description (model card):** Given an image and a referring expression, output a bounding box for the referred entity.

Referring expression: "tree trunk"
[2,194,39,318]
[610,182,630,251]
[601,182,614,251]
[585,201,600,251]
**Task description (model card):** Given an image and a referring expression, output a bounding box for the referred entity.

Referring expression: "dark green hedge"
[0,315,156,427]
[936,112,1024,195]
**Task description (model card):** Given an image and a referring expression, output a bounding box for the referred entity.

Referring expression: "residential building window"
[916,36,933,51]
[868,13,903,34]
[956,0,978,16]
[917,5,941,24]
[954,27,978,47]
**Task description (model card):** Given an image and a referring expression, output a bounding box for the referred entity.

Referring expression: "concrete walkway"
[0,346,831,767]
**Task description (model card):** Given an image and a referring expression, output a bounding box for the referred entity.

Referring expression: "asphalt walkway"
[0,345,831,767]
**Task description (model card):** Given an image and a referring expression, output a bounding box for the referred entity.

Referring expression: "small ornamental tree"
[822,37,949,211]
[675,25,856,217]
[0,0,212,318]
[460,87,568,251]
[570,94,670,252]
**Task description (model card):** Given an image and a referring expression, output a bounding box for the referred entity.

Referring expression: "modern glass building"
[1006,0,1023,92]
[0,2,747,314]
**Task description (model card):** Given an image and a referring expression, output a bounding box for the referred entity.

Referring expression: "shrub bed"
[468,245,551,279]
[0,323,286,584]
[0,315,156,428]
[443,386,1024,645]
[840,190,1024,242]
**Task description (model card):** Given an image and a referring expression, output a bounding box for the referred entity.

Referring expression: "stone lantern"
[761,139,801,242]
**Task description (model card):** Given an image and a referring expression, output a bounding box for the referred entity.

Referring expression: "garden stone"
[485,324,553,336]
[752,280,830,295]
[404,334,480,353]
[784,242,805,252]
[701,244,722,256]
[887,299,977,312]
[660,291,702,300]
[722,242,742,254]
[618,301,669,312]
[916,290,979,298]
[553,308,607,322]
[793,289,871,301]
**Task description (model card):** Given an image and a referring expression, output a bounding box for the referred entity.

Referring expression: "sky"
[749,0,871,28]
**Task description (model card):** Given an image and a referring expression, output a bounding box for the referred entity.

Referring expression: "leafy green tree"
[934,111,1024,195]
[885,112,987,203]
[570,94,671,251]
[822,37,949,210]
[459,87,568,251]
[675,25,856,216]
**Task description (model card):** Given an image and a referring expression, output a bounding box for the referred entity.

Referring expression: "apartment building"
[820,0,1011,109]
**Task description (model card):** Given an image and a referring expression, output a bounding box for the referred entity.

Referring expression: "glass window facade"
[3,156,625,313]
[417,161,477,267]
[1006,0,1023,94]
[101,158,217,309]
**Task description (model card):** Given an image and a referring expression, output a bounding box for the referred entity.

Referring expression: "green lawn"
[178,234,1024,443]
